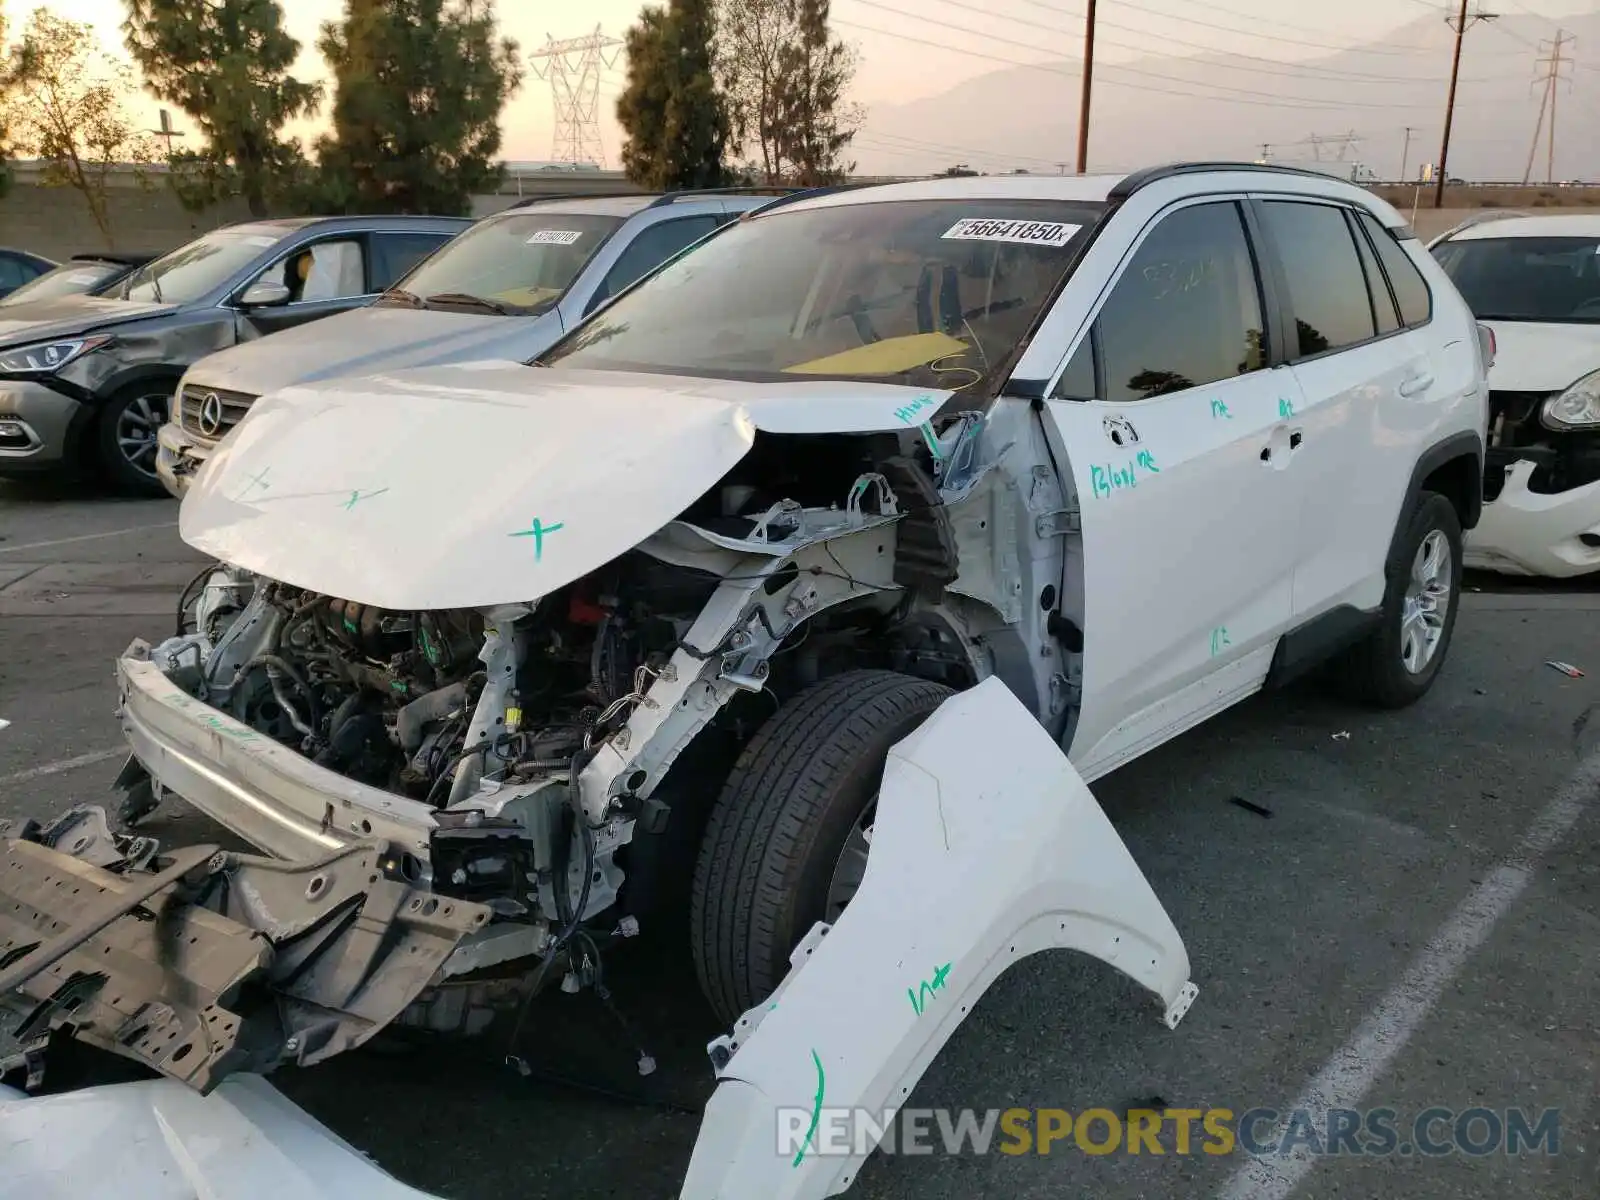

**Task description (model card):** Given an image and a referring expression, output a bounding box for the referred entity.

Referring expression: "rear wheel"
[690,670,952,1025]
[96,383,172,495]
[1331,491,1462,708]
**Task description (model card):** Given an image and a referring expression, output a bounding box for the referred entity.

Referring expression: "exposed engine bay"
[1485,389,1600,500]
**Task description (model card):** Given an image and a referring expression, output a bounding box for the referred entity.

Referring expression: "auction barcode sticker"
[527,229,584,245]
[941,218,1081,247]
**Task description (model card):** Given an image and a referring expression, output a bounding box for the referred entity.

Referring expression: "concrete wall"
[0,181,257,260]
[0,162,659,260]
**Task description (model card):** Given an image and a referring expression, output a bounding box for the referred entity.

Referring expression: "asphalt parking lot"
[2,478,1598,1200]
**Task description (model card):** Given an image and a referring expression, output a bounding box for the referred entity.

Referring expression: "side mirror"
[239,280,292,308]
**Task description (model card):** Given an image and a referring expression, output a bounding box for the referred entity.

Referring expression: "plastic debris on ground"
[1546,661,1585,679]
[1331,730,1352,741]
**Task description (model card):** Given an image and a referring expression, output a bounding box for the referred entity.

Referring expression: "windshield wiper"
[424,291,517,315]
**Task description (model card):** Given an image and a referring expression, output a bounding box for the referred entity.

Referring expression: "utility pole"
[146,108,186,158]
[1075,0,1098,173]
[1400,126,1416,183]
[1435,0,1497,208]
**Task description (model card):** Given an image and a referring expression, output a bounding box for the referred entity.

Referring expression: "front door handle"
[1289,430,1303,449]
[1398,372,1435,397]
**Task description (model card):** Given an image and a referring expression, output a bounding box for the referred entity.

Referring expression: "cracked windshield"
[385,210,626,314]
[541,199,1103,391]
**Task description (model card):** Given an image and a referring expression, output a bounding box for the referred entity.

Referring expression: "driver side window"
[248,239,368,304]
[1052,201,1267,403]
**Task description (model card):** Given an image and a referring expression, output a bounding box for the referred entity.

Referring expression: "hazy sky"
[30,0,1600,172]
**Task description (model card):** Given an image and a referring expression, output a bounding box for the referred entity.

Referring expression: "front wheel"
[690,670,953,1025]
[1331,490,1463,708]
[96,383,173,495]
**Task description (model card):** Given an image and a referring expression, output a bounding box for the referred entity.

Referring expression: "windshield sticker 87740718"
[527,229,584,245]
[941,218,1082,247]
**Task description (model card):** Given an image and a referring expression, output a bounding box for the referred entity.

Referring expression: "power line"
[843,1,1452,109]
[923,0,1510,83]
[1010,0,1436,57]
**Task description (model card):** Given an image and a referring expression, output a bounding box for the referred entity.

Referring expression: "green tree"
[315,0,522,214]
[772,0,858,185]
[715,0,791,183]
[121,0,321,218]
[616,0,733,190]
[8,10,157,246]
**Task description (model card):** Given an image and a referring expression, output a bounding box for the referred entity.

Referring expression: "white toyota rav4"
[0,164,1489,1199]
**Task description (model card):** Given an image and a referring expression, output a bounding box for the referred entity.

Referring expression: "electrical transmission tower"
[1523,29,1573,184]
[1307,131,1362,162]
[529,26,624,167]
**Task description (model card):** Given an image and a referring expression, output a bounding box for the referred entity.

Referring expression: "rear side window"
[1360,212,1432,327]
[1349,212,1400,335]
[1260,201,1376,357]
[1059,201,1266,403]
[590,215,723,309]
[372,233,451,290]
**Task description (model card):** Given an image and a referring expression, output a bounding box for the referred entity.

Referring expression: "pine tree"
[616,0,733,191]
[315,0,522,214]
[773,0,857,185]
[123,0,319,218]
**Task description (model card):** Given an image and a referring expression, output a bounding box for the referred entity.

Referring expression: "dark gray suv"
[0,214,468,493]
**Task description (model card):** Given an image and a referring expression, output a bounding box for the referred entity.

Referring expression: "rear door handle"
[1398,372,1435,397]
[1289,430,1303,449]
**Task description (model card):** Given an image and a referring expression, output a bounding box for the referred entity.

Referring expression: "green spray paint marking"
[1090,451,1160,499]
[1278,397,1296,419]
[793,1049,826,1167]
[509,517,565,561]
[342,487,390,510]
[907,962,953,1015]
[892,394,938,424]
[918,421,944,461]
[1210,399,1233,420]
[1209,627,1232,657]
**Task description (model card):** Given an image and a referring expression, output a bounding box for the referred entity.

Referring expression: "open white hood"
[179,362,954,610]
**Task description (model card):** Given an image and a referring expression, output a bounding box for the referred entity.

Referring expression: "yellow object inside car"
[490,285,563,307]
[781,331,970,376]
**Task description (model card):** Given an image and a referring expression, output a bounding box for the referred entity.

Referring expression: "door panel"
[1251,198,1413,619]
[1038,199,1305,776]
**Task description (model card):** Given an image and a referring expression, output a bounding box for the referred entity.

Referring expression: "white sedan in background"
[1432,213,1600,577]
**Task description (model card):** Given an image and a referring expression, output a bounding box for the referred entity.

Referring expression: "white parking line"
[0,522,178,556]
[1216,745,1600,1200]
[0,748,125,788]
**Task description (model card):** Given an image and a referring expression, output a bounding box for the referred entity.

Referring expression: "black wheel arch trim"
[1264,604,1380,689]
[1392,431,1484,564]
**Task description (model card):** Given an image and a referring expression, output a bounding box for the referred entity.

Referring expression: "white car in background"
[1432,213,1600,576]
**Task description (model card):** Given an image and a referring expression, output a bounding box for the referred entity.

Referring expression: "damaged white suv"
[0,165,1488,1198]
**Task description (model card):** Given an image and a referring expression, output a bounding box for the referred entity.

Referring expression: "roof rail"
[505,190,656,209]
[1108,161,1359,201]
[643,185,805,209]
[743,181,888,217]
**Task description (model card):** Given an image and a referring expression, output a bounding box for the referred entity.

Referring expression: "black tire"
[1331,490,1463,709]
[690,669,953,1025]
[95,382,174,495]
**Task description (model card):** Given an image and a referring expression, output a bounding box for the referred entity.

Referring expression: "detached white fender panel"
[0,1075,436,1200]
[680,676,1197,1200]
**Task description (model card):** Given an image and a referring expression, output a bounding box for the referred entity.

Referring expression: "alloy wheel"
[1400,529,1453,674]
[117,392,167,479]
